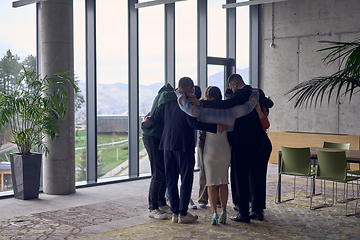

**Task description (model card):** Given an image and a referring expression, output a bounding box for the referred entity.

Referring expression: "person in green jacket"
[143,83,177,219]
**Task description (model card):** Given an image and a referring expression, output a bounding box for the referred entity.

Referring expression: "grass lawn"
[74,129,146,181]
[0,129,146,182]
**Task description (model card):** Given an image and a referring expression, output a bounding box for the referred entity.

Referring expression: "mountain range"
[77,68,249,117]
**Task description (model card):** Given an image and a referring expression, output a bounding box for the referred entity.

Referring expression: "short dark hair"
[194,85,202,99]
[178,77,194,90]
[227,74,244,87]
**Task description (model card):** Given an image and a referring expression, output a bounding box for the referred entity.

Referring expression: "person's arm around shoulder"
[141,104,164,130]
[176,91,204,118]
[231,89,259,118]
[185,114,225,134]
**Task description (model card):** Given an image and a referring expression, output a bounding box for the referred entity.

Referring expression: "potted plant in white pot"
[0,67,79,200]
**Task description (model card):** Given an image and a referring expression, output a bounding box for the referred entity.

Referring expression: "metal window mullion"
[165,3,175,87]
[85,0,97,183]
[135,0,186,9]
[249,4,259,88]
[128,0,139,178]
[197,0,207,91]
[222,0,287,9]
[36,2,43,190]
[36,2,41,77]
[196,0,207,170]
[12,0,41,8]
[207,57,230,66]
[226,0,236,85]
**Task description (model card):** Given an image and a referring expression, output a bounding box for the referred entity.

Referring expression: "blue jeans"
[164,150,195,216]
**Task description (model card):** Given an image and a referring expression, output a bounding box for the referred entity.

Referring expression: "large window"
[74,0,87,182]
[0,1,36,194]
[175,0,197,85]
[138,4,165,175]
[95,0,129,180]
[236,6,250,84]
[0,1,256,196]
[208,65,225,97]
[208,0,226,58]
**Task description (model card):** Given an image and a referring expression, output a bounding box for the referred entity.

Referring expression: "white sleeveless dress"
[203,131,231,186]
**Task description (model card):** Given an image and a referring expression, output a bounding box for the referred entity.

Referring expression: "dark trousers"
[164,150,195,216]
[259,133,272,210]
[231,137,263,217]
[231,162,238,206]
[143,135,166,210]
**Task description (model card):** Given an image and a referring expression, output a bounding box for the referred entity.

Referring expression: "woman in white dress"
[202,86,230,225]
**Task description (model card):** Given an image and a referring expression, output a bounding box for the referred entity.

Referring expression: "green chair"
[310,150,359,216]
[275,146,316,206]
[323,142,350,150]
[323,141,354,201]
[324,142,360,180]
[323,141,351,169]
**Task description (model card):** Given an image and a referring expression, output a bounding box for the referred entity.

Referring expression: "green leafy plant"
[287,38,360,108]
[0,67,79,156]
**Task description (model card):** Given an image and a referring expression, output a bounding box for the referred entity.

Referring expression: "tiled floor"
[0,163,337,239]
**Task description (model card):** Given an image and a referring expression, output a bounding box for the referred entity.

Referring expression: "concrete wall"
[259,0,360,135]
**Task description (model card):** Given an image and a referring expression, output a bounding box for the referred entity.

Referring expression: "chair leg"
[275,174,295,203]
[320,179,323,195]
[310,176,314,210]
[312,179,332,210]
[324,181,327,204]
[352,181,355,199]
[335,182,338,202]
[346,183,349,216]
[307,176,321,198]
[356,180,359,218]
[332,181,335,206]
[275,175,279,203]
[275,173,281,203]
[293,176,296,200]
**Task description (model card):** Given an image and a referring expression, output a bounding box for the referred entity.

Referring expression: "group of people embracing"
[142,73,273,225]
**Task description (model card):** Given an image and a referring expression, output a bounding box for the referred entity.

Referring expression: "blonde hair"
[202,86,212,100]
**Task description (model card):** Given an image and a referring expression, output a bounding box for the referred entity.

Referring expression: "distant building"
[0,162,11,191]
[97,115,144,134]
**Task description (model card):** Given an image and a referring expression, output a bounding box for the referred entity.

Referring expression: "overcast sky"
[0,0,249,85]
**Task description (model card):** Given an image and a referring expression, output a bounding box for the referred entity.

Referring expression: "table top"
[309,147,360,163]
[278,147,360,163]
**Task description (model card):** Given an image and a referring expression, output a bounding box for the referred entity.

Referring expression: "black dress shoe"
[229,214,250,223]
[249,212,264,221]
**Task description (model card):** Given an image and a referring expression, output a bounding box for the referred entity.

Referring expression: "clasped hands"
[186,93,201,106]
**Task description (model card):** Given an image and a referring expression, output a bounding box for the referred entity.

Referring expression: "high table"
[277,147,360,202]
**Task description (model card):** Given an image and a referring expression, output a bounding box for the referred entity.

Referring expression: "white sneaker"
[198,202,207,208]
[189,199,197,209]
[172,213,179,223]
[148,209,169,220]
[178,212,198,224]
[159,204,171,213]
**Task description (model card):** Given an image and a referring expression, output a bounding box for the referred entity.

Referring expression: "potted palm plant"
[0,67,79,200]
[287,38,360,108]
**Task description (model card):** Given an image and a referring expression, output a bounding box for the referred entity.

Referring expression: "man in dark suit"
[189,74,265,223]
[141,77,225,224]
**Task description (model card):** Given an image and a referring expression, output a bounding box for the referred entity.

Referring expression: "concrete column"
[41,0,75,195]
